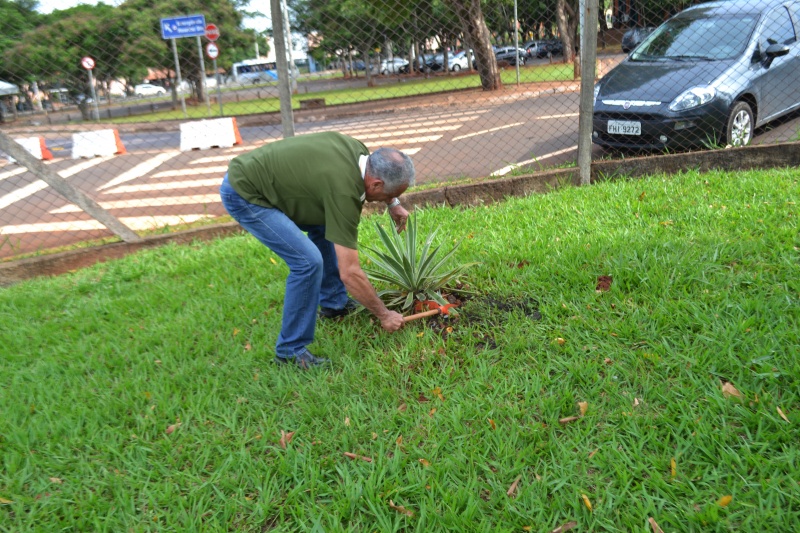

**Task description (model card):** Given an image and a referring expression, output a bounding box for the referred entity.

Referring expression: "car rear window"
[632,14,758,61]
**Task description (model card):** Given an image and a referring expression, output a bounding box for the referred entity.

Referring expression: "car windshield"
[631,13,758,61]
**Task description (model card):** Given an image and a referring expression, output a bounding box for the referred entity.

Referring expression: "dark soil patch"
[420,295,541,350]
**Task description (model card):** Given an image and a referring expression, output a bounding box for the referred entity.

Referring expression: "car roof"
[679,0,786,17]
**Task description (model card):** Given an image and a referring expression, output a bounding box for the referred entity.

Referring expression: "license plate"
[608,120,641,135]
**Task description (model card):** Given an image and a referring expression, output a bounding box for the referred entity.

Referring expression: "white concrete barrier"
[8,137,53,163]
[180,117,243,152]
[72,129,126,159]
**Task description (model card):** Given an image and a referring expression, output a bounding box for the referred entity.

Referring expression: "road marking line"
[490,145,578,176]
[0,157,111,210]
[192,154,239,164]
[360,134,442,143]
[311,116,485,134]
[51,193,221,213]
[106,178,222,194]
[364,146,421,155]
[536,113,579,119]
[151,166,228,178]
[0,215,213,235]
[0,167,30,182]
[98,151,181,190]
[451,123,525,141]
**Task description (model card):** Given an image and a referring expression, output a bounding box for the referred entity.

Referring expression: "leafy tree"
[0,0,42,81]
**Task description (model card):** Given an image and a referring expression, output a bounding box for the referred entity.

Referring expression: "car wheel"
[452,64,461,71]
[725,101,754,147]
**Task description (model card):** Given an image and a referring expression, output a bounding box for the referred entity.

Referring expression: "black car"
[539,40,564,57]
[593,0,800,150]
[621,27,656,53]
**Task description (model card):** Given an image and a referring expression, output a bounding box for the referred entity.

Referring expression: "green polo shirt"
[227,132,369,249]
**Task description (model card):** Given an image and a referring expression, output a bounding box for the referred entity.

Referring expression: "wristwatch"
[387,198,401,208]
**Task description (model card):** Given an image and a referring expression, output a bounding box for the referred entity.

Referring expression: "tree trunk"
[443,0,501,90]
[557,0,578,77]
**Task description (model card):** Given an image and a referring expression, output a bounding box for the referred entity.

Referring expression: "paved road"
[2,88,800,259]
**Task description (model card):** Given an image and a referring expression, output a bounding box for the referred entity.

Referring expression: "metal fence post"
[270,0,295,137]
[577,0,599,186]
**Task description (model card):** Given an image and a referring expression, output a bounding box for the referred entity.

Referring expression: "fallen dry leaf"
[488,418,496,430]
[581,493,593,512]
[556,337,566,346]
[429,408,437,417]
[418,458,431,467]
[0,497,12,504]
[551,522,578,533]
[777,406,790,423]
[648,517,664,533]
[345,417,351,427]
[343,452,372,463]
[578,401,588,416]
[433,387,445,401]
[718,494,732,507]
[233,328,240,337]
[604,357,613,365]
[633,398,641,407]
[165,423,181,435]
[396,435,403,445]
[417,393,430,403]
[388,500,414,517]
[269,257,277,264]
[49,477,62,484]
[279,430,295,449]
[559,416,580,425]
[589,448,599,459]
[244,342,252,351]
[670,457,677,479]
[372,432,378,440]
[506,475,522,497]
[722,381,743,399]
[398,403,407,412]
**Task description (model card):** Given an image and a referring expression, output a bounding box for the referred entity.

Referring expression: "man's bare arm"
[334,244,404,332]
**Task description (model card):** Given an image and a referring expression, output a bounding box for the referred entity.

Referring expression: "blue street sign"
[160,14,206,40]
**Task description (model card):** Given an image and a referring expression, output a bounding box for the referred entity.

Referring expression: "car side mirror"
[763,43,789,68]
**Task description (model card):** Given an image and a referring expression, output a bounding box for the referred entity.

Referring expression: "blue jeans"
[219,175,348,358]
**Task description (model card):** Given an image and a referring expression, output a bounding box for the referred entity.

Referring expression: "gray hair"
[367,148,416,195]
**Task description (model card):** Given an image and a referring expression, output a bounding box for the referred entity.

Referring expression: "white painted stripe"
[192,154,239,164]
[0,214,213,235]
[51,193,221,213]
[0,157,111,210]
[360,134,442,143]
[308,118,482,134]
[0,167,29,182]
[107,178,222,194]
[536,113,579,120]
[152,166,228,178]
[490,145,578,177]
[451,122,525,141]
[98,151,181,190]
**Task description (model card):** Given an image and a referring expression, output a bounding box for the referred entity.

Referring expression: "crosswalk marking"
[51,193,221,214]
[106,178,222,194]
[98,151,181,190]
[151,166,228,178]
[0,157,111,210]
[0,215,213,235]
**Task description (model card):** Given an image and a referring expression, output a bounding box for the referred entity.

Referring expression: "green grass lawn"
[1,168,799,531]
[110,63,575,124]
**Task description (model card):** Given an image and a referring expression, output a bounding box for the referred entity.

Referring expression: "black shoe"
[319,298,360,319]
[274,349,330,369]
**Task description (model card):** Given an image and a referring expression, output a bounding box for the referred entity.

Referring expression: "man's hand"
[379,310,405,332]
[388,203,409,233]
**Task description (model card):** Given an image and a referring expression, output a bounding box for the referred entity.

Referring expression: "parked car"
[447,50,472,71]
[494,46,527,66]
[593,0,800,150]
[345,60,367,72]
[134,83,166,97]
[522,40,548,58]
[621,26,656,53]
[377,57,410,75]
[541,40,564,57]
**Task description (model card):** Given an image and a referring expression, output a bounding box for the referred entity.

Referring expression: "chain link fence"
[2,0,799,260]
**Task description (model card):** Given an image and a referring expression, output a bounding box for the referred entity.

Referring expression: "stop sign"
[205,24,220,41]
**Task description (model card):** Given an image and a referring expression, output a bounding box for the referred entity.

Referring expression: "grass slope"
[1,168,799,531]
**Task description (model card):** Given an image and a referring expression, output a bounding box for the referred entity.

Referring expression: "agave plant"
[363,214,478,311]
